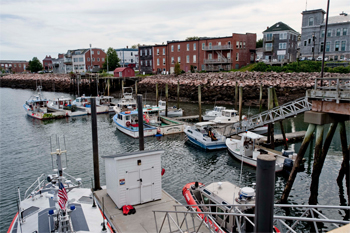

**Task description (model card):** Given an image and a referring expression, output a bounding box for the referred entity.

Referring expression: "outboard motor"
[238,187,255,201]
[282,149,294,158]
[283,158,294,174]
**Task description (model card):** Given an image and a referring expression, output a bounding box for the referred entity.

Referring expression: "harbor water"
[0,87,349,232]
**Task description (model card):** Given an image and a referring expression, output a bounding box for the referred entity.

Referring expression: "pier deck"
[94,189,208,233]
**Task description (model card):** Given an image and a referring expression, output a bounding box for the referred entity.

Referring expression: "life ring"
[143,113,150,123]
[126,121,131,127]
[125,111,131,114]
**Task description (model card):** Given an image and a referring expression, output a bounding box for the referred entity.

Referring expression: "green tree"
[186,36,200,41]
[256,39,263,48]
[28,57,43,73]
[102,47,120,71]
[174,62,181,76]
[131,44,139,49]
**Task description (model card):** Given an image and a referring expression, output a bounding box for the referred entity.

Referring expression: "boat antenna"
[63,135,68,169]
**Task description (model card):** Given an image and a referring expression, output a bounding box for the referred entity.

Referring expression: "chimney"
[267,26,269,29]
[127,46,128,49]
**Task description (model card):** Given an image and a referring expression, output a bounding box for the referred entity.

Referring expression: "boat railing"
[63,171,83,186]
[23,173,45,200]
[167,203,350,233]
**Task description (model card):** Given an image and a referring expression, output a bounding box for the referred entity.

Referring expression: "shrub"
[174,62,181,76]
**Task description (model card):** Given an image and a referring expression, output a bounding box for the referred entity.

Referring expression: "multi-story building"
[52,54,65,74]
[139,45,153,74]
[63,48,106,73]
[115,47,138,68]
[139,33,256,74]
[0,60,29,73]
[300,9,350,60]
[43,56,53,71]
[262,22,299,63]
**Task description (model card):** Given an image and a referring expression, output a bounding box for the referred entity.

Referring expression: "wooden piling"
[137,95,144,151]
[156,83,159,107]
[280,124,316,203]
[135,80,138,95]
[337,121,350,204]
[177,79,180,110]
[122,80,124,96]
[198,85,202,122]
[107,79,110,96]
[259,84,263,113]
[273,88,288,150]
[235,82,238,109]
[238,86,243,122]
[91,98,101,191]
[309,122,337,205]
[165,83,168,117]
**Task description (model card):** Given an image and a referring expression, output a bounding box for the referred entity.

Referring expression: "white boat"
[226,131,296,172]
[211,109,241,124]
[184,122,227,150]
[203,106,226,121]
[99,95,116,112]
[113,87,137,113]
[158,100,183,117]
[48,97,88,117]
[113,107,160,138]
[7,139,112,233]
[23,86,66,120]
[72,95,109,114]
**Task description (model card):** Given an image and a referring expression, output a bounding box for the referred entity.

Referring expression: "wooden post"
[89,77,92,96]
[337,121,350,204]
[235,82,238,109]
[259,84,263,113]
[122,79,124,96]
[238,86,243,122]
[137,95,144,151]
[280,124,316,203]
[156,83,159,106]
[177,79,180,109]
[198,85,202,122]
[309,123,337,205]
[273,88,288,150]
[107,79,110,96]
[165,83,168,117]
[91,98,101,190]
[135,80,138,95]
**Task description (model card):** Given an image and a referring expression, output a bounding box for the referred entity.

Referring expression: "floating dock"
[94,189,208,233]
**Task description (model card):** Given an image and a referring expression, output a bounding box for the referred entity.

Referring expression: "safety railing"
[23,173,46,200]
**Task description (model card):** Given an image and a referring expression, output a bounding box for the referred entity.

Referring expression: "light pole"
[312,34,316,60]
[107,52,109,73]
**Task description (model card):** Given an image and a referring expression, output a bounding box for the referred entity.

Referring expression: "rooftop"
[263,21,298,33]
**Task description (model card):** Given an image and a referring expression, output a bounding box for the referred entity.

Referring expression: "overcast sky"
[1,0,348,61]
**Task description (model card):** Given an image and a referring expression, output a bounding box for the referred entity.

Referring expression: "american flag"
[58,182,68,210]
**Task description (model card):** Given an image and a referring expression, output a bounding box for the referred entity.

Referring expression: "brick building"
[139,33,256,74]
[43,55,53,71]
[0,60,29,73]
[63,48,106,73]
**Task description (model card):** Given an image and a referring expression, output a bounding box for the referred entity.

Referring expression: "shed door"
[127,170,141,205]
[140,167,153,203]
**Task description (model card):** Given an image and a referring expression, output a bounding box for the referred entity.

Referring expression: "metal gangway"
[221,97,312,137]
[153,203,350,233]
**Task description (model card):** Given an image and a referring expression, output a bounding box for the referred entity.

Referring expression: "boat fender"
[126,121,131,127]
[157,127,161,134]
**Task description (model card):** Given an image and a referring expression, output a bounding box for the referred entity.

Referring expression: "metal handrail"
[24,173,45,200]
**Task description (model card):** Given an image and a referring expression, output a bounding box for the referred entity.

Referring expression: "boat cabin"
[193,122,217,134]
[213,106,226,112]
[99,96,114,105]
[239,131,264,158]
[52,97,72,109]
[222,109,238,118]
[26,98,49,112]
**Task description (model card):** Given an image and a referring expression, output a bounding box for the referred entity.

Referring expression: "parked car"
[307,57,315,61]
[299,57,306,61]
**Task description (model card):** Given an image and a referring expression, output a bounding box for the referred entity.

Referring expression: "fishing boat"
[203,106,226,121]
[211,109,242,124]
[48,97,88,117]
[184,122,227,150]
[113,87,137,113]
[23,86,66,120]
[182,181,281,233]
[226,131,295,172]
[98,95,116,112]
[72,95,109,114]
[158,100,183,117]
[7,138,112,233]
[148,115,184,135]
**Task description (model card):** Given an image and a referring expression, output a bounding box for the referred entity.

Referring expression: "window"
[97,58,100,62]
[171,57,174,63]
[320,42,324,52]
[92,58,95,62]
[266,33,272,41]
[171,45,174,52]
[227,53,231,59]
[343,28,348,36]
[265,43,272,51]
[309,17,314,26]
[327,29,332,37]
[209,42,212,49]
[141,61,143,66]
[304,41,307,46]
[202,43,205,50]
[140,50,142,56]
[91,51,94,55]
[335,41,340,51]
[79,57,83,62]
[157,58,159,66]
[14,64,16,67]
[208,54,212,59]
[236,53,239,61]
[193,43,196,50]
[163,48,165,55]
[336,29,341,36]
[157,49,159,55]
[131,52,133,56]
[102,58,105,62]
[236,41,239,48]
[341,41,346,51]
[163,58,165,65]
[279,43,287,49]
[279,33,287,39]
[321,30,325,38]
[149,49,151,55]
[145,49,147,56]
[131,59,133,62]
[239,42,242,48]
[243,42,246,49]
[19,64,21,67]
[186,55,190,63]
[145,60,148,66]
[193,55,196,63]
[178,44,180,51]
[177,56,181,63]
[308,38,311,44]
[217,208,225,220]
[150,60,152,66]
[97,51,100,55]
[326,42,330,52]
[278,55,284,62]
[73,58,78,62]
[187,44,189,51]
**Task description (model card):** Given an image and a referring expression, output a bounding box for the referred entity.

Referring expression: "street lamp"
[312,34,316,60]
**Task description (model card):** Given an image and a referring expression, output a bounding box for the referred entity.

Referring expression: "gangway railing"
[222,97,312,136]
[153,203,350,233]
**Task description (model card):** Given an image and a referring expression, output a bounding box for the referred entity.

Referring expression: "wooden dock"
[94,189,208,233]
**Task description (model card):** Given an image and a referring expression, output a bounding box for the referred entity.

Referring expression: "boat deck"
[94,189,209,233]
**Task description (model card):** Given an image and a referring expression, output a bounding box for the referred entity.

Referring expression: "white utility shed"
[102,150,163,209]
